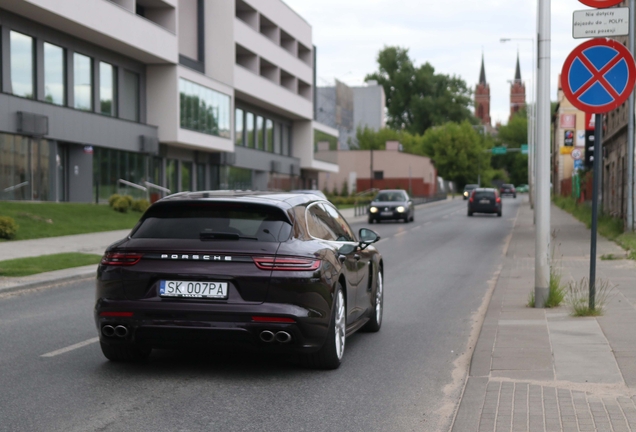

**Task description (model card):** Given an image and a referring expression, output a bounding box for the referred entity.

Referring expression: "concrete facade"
[316,146,437,196]
[0,0,337,203]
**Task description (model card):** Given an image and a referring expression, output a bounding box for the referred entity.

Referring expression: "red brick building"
[510,54,526,120]
[475,55,491,127]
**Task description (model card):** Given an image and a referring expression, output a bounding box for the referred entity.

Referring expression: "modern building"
[474,55,491,129]
[0,0,337,203]
[316,79,385,150]
[509,54,526,121]
[316,141,437,197]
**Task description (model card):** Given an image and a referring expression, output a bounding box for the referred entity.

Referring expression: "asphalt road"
[0,197,522,432]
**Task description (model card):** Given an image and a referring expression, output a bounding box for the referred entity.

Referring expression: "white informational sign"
[576,130,585,147]
[573,8,629,39]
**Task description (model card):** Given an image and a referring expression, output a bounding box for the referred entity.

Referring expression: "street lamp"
[501,37,536,208]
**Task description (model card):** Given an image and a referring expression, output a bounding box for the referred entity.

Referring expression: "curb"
[0,268,96,297]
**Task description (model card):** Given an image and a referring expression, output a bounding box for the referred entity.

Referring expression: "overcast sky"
[285,0,584,126]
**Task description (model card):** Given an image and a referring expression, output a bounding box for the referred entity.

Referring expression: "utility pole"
[629,0,635,232]
[535,0,551,308]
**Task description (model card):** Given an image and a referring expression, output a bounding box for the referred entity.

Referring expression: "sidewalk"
[453,199,636,432]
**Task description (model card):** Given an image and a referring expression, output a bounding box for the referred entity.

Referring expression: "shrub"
[131,199,150,213]
[0,216,19,239]
[121,195,134,207]
[112,197,130,213]
[108,194,122,207]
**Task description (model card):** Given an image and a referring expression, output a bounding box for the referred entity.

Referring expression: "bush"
[0,216,19,239]
[112,197,130,213]
[131,199,150,213]
[108,194,121,207]
[121,195,134,207]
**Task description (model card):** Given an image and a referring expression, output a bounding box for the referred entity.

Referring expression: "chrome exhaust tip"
[102,325,115,337]
[114,325,128,338]
[259,330,275,343]
[275,331,292,344]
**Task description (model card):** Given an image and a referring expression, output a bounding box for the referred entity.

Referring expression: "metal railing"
[2,181,29,200]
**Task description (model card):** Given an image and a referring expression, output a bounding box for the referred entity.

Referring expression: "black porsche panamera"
[95,191,384,369]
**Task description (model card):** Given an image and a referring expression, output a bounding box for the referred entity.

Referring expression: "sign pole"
[589,113,603,310]
[629,0,635,232]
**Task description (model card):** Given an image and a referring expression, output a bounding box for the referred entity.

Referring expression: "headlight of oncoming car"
[464,191,468,197]
[397,206,405,213]
[370,206,378,213]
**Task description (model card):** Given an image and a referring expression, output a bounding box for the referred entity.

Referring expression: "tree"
[420,121,493,189]
[493,110,528,186]
[365,46,475,135]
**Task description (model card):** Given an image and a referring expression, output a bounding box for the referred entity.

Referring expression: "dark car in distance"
[467,188,502,217]
[95,191,384,370]
[500,184,517,198]
[368,189,414,223]
[463,184,478,200]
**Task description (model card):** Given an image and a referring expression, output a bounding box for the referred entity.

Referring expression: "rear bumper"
[94,299,330,353]
[468,204,501,214]
[369,211,407,220]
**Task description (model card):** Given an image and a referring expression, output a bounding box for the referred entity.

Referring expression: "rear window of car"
[375,192,406,202]
[473,191,495,199]
[464,185,478,191]
[132,202,292,242]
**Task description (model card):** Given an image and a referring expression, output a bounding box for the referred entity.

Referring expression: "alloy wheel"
[375,272,383,324]
[335,289,346,360]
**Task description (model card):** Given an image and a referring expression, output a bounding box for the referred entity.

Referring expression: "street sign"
[491,146,507,155]
[573,8,629,39]
[574,159,585,172]
[560,146,574,155]
[564,130,574,146]
[571,148,583,160]
[561,39,636,113]
[578,0,623,7]
[521,144,528,155]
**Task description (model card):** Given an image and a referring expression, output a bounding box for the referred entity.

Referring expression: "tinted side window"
[321,203,355,242]
[306,203,337,241]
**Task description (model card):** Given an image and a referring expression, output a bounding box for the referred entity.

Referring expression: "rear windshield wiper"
[199,231,258,241]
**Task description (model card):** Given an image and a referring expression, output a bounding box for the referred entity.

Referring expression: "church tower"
[510,53,526,120]
[475,55,491,127]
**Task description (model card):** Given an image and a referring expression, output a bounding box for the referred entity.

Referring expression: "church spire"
[514,52,522,82]
[479,54,487,85]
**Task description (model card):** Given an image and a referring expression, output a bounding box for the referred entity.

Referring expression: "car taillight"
[496,197,501,203]
[101,252,143,266]
[253,256,320,271]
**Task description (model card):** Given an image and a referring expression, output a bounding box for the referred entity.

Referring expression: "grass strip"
[0,253,102,277]
[0,202,140,241]
[552,195,624,240]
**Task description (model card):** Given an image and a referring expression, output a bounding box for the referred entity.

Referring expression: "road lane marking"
[393,231,407,237]
[412,226,421,230]
[41,337,99,357]
[424,221,432,225]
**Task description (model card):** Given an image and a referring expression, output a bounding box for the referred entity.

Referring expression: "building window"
[219,166,252,190]
[266,119,274,152]
[373,171,384,180]
[43,42,65,105]
[121,70,140,122]
[235,108,244,146]
[179,78,231,138]
[166,159,178,193]
[274,123,282,154]
[181,161,192,191]
[196,163,206,191]
[99,62,116,116]
[10,31,34,99]
[245,112,255,148]
[92,147,146,203]
[256,116,264,150]
[282,125,291,156]
[73,53,93,111]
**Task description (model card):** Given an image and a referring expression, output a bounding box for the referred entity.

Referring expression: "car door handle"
[354,254,361,261]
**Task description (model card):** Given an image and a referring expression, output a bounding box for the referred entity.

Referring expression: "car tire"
[100,341,151,362]
[368,217,374,224]
[362,271,383,333]
[301,283,346,370]
[468,210,473,217]
[497,211,502,217]
[410,214,414,222]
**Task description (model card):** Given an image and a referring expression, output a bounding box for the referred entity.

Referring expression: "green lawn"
[0,253,102,277]
[0,201,141,241]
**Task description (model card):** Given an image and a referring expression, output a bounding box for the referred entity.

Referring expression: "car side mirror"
[359,228,380,249]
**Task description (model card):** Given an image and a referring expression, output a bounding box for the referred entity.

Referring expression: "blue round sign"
[561,39,636,113]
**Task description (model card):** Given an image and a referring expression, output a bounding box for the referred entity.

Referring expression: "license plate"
[480,199,490,204]
[160,280,228,299]
[381,211,393,216]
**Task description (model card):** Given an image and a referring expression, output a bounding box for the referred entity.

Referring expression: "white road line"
[41,337,99,358]
[412,226,421,230]
[393,231,407,237]
[424,221,432,225]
